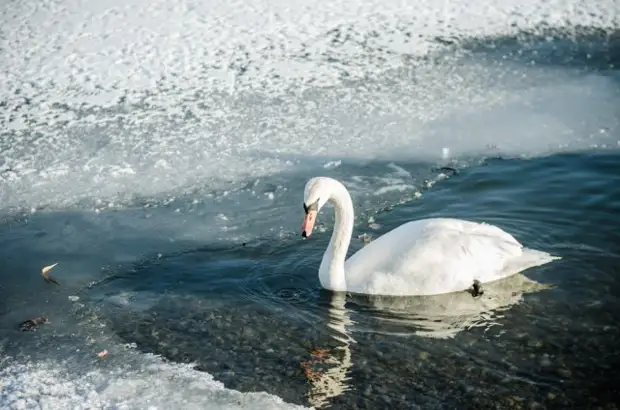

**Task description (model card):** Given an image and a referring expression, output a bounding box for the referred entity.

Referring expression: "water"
[49,152,620,409]
[2,1,620,409]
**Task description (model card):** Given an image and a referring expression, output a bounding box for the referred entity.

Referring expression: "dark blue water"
[87,152,620,409]
[2,32,620,410]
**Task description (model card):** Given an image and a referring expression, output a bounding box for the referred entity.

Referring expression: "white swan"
[301,176,560,296]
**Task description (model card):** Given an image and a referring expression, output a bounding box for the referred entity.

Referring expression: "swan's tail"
[503,248,561,275]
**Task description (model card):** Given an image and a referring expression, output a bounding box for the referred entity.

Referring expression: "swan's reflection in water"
[350,273,550,339]
[307,273,550,407]
[305,292,355,408]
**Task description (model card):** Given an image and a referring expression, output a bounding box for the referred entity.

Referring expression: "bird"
[300,176,560,296]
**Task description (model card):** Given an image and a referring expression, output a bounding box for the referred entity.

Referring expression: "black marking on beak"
[303,199,319,215]
[301,230,307,238]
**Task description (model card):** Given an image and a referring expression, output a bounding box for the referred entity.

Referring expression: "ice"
[1,59,619,212]
[0,354,311,410]
[1,0,617,101]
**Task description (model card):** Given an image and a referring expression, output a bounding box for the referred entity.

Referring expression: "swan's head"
[301,177,332,238]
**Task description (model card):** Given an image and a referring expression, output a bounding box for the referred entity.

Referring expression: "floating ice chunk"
[323,160,342,169]
[442,147,450,159]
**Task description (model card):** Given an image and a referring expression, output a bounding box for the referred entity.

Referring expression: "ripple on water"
[79,152,620,409]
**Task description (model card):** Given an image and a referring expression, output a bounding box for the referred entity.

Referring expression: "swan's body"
[301,177,560,296]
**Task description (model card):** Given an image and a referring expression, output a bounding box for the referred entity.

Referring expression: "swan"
[300,176,560,296]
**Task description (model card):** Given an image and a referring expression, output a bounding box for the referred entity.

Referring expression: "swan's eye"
[303,199,319,214]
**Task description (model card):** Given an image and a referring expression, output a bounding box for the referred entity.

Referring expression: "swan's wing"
[344,218,524,296]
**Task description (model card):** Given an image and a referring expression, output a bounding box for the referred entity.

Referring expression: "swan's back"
[344,218,527,296]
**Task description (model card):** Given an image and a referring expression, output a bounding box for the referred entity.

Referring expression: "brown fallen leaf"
[303,367,321,382]
[311,348,330,360]
[41,263,60,285]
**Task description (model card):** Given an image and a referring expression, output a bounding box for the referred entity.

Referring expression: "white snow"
[0,354,311,410]
[1,0,618,100]
[1,1,619,211]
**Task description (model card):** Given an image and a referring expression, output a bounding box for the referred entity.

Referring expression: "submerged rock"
[19,316,50,332]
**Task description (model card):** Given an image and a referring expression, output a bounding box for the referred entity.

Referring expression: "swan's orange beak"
[301,210,317,238]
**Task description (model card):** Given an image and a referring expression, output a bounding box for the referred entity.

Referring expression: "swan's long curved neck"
[319,182,354,292]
